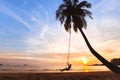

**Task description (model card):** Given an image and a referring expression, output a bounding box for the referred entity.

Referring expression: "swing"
[60,29,72,72]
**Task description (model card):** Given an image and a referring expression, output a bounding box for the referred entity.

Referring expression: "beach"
[0,71,120,80]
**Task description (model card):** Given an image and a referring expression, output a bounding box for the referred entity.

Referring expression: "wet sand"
[0,71,120,80]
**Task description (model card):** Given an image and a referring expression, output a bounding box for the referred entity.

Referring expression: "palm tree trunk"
[79,28,120,74]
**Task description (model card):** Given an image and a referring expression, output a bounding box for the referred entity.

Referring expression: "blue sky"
[0,0,120,67]
[0,0,61,51]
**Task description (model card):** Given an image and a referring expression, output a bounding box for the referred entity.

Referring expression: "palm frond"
[77,1,91,8]
[86,3,91,8]
[71,0,79,4]
[56,9,64,20]
[72,16,83,30]
[59,4,67,10]
[64,16,71,32]
[63,0,67,3]
[73,23,78,32]
[67,0,72,5]
[73,0,79,3]
[56,11,61,20]
[83,9,93,19]
[59,15,65,24]
[82,18,87,29]
[76,9,86,17]
[63,0,72,5]
[64,22,71,32]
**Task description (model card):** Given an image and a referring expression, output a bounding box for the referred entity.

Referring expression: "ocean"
[0,65,110,73]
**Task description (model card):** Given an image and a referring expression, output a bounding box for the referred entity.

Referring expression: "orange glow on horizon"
[80,57,89,65]
[73,56,90,65]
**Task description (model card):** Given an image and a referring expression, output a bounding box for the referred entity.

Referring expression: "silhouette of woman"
[61,63,72,72]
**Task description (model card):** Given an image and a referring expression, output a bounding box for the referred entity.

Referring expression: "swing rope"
[67,28,71,65]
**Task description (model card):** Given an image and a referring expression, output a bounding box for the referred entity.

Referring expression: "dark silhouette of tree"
[111,58,120,65]
[56,0,120,74]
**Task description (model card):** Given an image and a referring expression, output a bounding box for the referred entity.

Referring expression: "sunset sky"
[0,0,120,68]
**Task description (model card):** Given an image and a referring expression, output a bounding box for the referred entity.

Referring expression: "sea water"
[0,65,110,73]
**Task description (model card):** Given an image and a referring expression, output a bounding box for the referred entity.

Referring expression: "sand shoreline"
[0,71,120,80]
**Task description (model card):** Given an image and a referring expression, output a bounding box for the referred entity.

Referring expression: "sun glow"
[80,57,89,65]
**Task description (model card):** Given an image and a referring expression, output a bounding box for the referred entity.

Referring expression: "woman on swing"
[60,27,72,72]
[61,63,72,72]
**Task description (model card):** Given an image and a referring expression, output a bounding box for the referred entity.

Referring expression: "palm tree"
[56,0,120,74]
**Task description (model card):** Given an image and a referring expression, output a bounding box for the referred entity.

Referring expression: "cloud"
[0,3,33,30]
[100,0,120,13]
[0,50,96,67]
[92,0,106,11]
[92,0,120,17]
[35,2,49,22]
[0,1,52,52]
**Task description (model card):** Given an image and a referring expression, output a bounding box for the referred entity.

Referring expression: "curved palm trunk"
[79,28,120,74]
